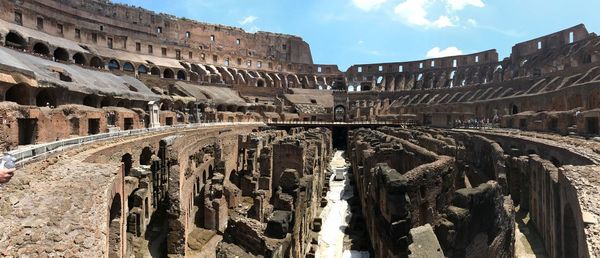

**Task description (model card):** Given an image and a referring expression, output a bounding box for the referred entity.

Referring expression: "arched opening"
[163,69,174,79]
[5,32,26,49]
[257,80,265,87]
[83,95,97,107]
[512,104,519,115]
[108,59,120,70]
[176,70,187,80]
[100,98,111,108]
[334,105,346,122]
[36,89,57,107]
[563,204,579,258]
[348,85,355,92]
[33,42,50,56]
[140,147,153,166]
[53,48,69,62]
[137,65,148,75]
[150,67,160,76]
[108,194,122,258]
[73,53,86,65]
[160,101,171,111]
[121,153,133,177]
[123,62,134,72]
[5,84,31,105]
[90,57,104,69]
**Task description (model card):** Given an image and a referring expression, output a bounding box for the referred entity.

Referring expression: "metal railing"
[8,121,265,165]
[267,121,415,125]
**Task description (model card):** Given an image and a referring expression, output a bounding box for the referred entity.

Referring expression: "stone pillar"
[148,101,161,128]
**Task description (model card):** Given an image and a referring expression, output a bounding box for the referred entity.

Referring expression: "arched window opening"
[150,67,160,76]
[334,105,346,122]
[83,95,96,107]
[53,48,69,62]
[5,32,26,49]
[176,70,186,80]
[5,84,31,105]
[123,62,134,72]
[100,98,111,107]
[121,153,133,177]
[73,53,86,65]
[512,104,519,115]
[140,147,153,166]
[108,59,120,70]
[138,65,148,74]
[90,57,104,69]
[36,89,57,107]
[163,69,174,79]
[33,43,50,56]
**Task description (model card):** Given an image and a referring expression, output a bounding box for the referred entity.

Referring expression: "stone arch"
[163,68,175,79]
[5,31,26,49]
[121,153,133,177]
[83,95,98,108]
[73,53,86,65]
[563,203,579,258]
[140,147,153,166]
[36,89,57,107]
[53,47,70,62]
[33,42,50,55]
[334,105,346,122]
[160,100,171,111]
[108,59,120,70]
[150,66,161,76]
[90,56,104,69]
[100,97,111,108]
[177,70,187,80]
[137,65,148,74]
[5,83,32,105]
[123,62,134,72]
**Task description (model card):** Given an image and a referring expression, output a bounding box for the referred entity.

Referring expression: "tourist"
[0,167,16,184]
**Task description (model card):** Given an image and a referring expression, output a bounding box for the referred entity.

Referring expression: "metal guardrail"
[7,122,265,165]
[267,121,415,125]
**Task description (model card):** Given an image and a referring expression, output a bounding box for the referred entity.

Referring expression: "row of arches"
[3,31,344,89]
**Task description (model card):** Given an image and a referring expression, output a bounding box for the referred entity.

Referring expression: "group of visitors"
[453,114,501,129]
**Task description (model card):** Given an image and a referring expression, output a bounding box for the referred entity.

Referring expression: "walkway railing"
[267,121,416,126]
[8,122,265,165]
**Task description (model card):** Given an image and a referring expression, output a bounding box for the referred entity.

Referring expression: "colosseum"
[0,0,598,257]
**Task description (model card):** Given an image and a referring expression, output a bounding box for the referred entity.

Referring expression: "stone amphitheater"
[0,0,599,257]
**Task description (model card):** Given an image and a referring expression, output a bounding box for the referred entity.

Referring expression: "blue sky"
[114,0,600,71]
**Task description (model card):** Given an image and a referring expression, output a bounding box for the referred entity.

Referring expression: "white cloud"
[393,0,455,28]
[426,47,463,58]
[240,16,258,25]
[467,18,478,26]
[445,0,485,11]
[352,0,388,11]
[432,16,454,28]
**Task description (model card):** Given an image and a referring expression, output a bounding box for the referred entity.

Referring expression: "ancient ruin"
[0,0,599,257]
